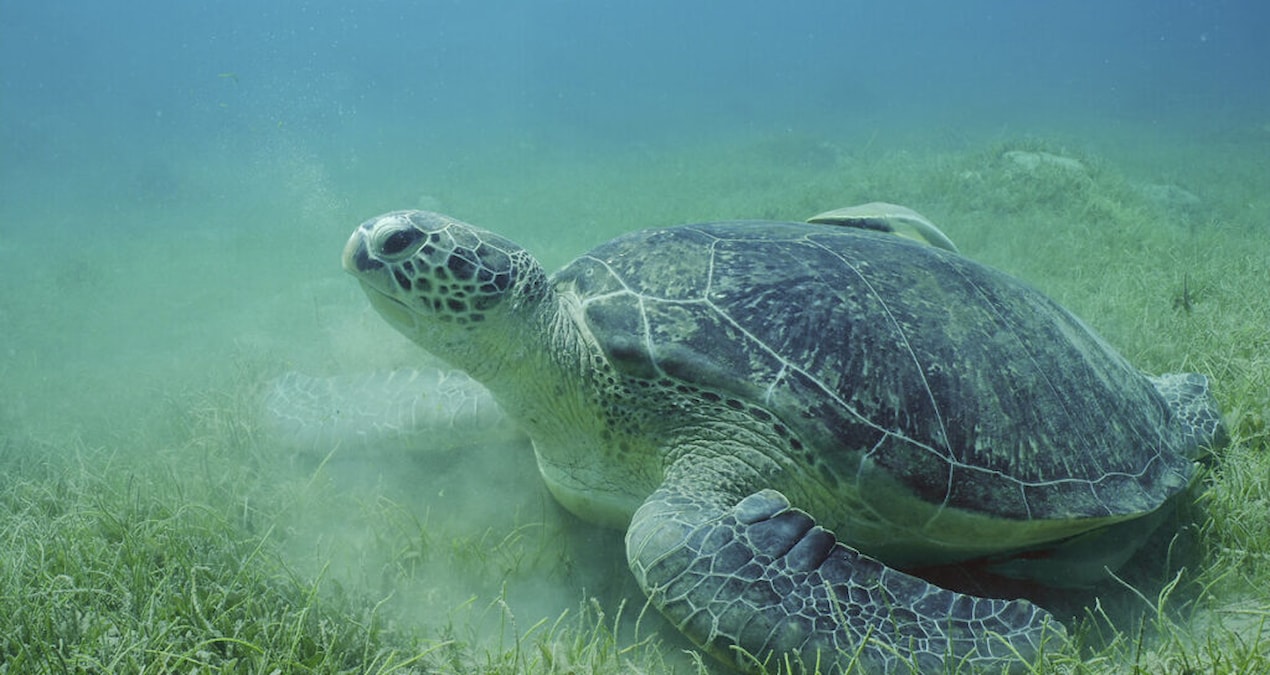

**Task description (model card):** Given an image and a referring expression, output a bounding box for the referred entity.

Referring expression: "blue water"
[4,1,1266,189]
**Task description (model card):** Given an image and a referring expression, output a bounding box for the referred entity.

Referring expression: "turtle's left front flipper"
[626,481,1064,673]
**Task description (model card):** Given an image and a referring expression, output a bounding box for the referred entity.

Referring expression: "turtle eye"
[373,224,424,261]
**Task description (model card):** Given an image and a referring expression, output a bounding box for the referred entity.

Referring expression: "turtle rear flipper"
[626,466,1063,673]
[1149,372,1227,457]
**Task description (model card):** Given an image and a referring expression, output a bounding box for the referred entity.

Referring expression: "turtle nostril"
[348,244,381,273]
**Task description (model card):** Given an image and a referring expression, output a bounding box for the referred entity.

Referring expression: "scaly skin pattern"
[627,481,1061,674]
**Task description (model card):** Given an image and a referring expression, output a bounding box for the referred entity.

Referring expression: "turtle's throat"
[366,280,595,451]
[469,294,603,447]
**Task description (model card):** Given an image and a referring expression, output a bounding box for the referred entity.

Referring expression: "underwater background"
[2,1,1268,672]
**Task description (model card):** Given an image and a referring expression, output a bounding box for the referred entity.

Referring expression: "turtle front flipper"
[626,483,1063,673]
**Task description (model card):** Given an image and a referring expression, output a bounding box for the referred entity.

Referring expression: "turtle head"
[342,210,549,368]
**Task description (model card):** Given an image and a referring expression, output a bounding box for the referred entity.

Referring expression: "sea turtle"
[339,207,1224,672]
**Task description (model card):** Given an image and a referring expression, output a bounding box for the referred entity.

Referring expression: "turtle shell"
[555,221,1192,525]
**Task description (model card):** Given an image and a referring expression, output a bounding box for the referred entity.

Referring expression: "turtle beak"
[343,229,417,336]
[342,229,379,275]
[343,225,419,335]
